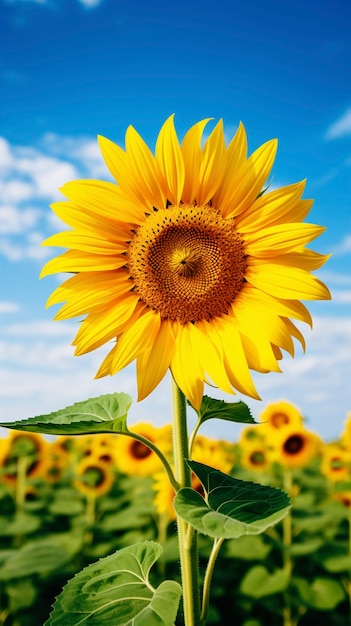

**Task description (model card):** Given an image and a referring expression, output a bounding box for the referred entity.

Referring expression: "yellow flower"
[269,425,321,469]
[320,443,351,482]
[41,117,330,409]
[240,445,272,472]
[73,456,115,497]
[114,423,172,477]
[153,469,177,521]
[192,434,235,474]
[258,400,304,431]
[0,431,48,486]
[238,424,267,449]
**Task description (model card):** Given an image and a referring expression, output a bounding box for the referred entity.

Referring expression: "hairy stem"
[172,378,201,626]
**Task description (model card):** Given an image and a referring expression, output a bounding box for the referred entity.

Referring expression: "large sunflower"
[41,116,330,409]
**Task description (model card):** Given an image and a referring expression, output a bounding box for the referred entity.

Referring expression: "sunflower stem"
[282,468,293,626]
[171,378,201,626]
[200,537,225,624]
[119,431,179,491]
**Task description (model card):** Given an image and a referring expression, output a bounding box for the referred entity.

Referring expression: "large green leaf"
[0,538,74,580]
[174,460,290,539]
[240,565,289,598]
[46,541,182,626]
[294,577,345,610]
[0,393,132,436]
[192,395,255,425]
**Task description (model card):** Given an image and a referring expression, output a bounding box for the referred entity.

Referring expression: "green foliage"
[174,460,290,538]
[0,538,75,580]
[192,395,255,425]
[293,577,346,610]
[45,541,182,626]
[240,565,290,598]
[0,393,132,435]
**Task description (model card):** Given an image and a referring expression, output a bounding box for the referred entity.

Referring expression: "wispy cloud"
[325,107,351,140]
[0,301,20,314]
[0,133,109,261]
[331,233,351,256]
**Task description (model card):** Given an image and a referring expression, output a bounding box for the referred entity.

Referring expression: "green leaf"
[225,535,271,560]
[5,579,37,612]
[0,393,132,436]
[192,395,255,425]
[174,460,290,539]
[240,565,289,598]
[0,539,74,580]
[294,577,345,610]
[45,541,182,626]
[321,554,351,573]
[0,513,41,536]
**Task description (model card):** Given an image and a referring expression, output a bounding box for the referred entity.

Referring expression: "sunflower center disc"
[128,204,246,323]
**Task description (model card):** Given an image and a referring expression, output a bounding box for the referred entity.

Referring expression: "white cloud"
[0,301,20,314]
[0,205,41,234]
[0,313,350,443]
[332,234,351,256]
[77,0,103,8]
[0,132,110,261]
[326,108,351,140]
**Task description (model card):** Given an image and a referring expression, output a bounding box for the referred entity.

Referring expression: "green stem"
[200,537,225,624]
[15,455,27,513]
[120,431,179,491]
[282,469,293,626]
[188,417,202,457]
[172,378,201,626]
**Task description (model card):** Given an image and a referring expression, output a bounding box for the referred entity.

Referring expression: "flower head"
[41,116,330,409]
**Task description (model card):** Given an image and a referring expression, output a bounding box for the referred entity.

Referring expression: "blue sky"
[0,0,350,442]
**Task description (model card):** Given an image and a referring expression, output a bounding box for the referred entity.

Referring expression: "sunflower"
[258,400,304,431]
[238,424,267,449]
[240,444,272,472]
[73,456,115,497]
[41,116,330,409]
[153,469,177,522]
[269,425,321,469]
[0,431,48,486]
[320,443,351,482]
[192,434,235,474]
[114,423,172,477]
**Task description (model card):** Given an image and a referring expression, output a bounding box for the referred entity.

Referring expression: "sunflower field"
[0,401,350,626]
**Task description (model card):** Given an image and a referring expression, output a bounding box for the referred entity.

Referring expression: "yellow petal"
[60,179,146,224]
[98,136,154,213]
[197,120,227,205]
[246,263,332,300]
[239,331,282,373]
[220,139,278,218]
[125,125,166,210]
[95,343,117,378]
[111,310,161,375]
[73,295,141,355]
[244,223,326,257]
[50,201,131,240]
[40,249,127,278]
[232,298,295,357]
[136,318,175,401]
[213,122,247,207]
[236,180,309,231]
[170,323,204,410]
[181,118,212,203]
[190,321,235,396]
[43,231,128,255]
[235,284,312,327]
[155,115,185,205]
[49,272,132,319]
[209,317,260,399]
